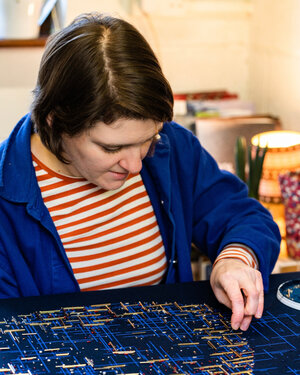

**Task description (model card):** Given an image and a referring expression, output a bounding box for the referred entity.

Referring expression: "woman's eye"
[101,146,122,154]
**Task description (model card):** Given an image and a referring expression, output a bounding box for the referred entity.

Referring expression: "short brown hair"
[31,12,173,161]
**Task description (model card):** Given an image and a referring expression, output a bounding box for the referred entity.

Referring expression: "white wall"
[0,48,44,139]
[131,8,251,96]
[249,0,300,131]
[0,0,300,140]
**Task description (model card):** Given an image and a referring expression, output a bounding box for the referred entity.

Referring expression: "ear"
[46,113,53,127]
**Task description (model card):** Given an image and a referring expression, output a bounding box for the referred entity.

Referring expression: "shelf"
[0,37,47,48]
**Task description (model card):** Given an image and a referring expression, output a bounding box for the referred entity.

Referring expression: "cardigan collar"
[0,114,172,208]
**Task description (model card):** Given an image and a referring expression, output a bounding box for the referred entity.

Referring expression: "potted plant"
[235,136,268,199]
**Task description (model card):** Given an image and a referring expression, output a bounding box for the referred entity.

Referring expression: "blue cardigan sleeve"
[160,122,281,289]
[190,135,281,287]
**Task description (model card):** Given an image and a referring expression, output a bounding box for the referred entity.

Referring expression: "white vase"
[0,0,43,39]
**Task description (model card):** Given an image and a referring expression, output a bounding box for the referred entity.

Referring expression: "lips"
[109,170,128,180]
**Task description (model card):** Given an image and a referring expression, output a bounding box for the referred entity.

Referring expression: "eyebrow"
[95,129,162,149]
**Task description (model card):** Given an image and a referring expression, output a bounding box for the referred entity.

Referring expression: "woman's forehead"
[87,118,162,144]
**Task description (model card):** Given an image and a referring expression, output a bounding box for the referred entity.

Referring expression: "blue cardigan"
[0,114,281,298]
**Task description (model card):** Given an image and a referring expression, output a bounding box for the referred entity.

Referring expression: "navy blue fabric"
[0,114,281,298]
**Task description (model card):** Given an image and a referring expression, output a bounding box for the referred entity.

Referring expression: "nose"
[119,146,143,174]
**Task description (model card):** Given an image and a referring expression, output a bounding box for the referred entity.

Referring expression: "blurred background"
[0,0,300,277]
[1,0,300,136]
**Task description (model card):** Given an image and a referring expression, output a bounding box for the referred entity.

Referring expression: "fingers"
[242,271,264,320]
[254,275,264,319]
[225,281,245,330]
[210,259,264,331]
[240,315,253,331]
[230,274,263,330]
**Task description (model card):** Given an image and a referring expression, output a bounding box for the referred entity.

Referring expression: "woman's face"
[61,118,162,190]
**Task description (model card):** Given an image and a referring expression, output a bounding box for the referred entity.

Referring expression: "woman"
[0,13,280,331]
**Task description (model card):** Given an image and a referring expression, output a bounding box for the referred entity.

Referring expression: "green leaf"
[234,136,247,182]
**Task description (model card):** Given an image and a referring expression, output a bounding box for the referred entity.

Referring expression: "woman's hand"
[210,258,264,331]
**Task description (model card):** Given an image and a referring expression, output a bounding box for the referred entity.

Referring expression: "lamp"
[251,130,300,203]
[278,170,300,259]
[251,130,300,260]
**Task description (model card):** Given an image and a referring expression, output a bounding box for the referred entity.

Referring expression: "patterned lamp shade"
[251,131,300,203]
[278,170,300,259]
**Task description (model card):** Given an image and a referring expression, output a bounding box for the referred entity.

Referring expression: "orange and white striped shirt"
[214,244,258,269]
[32,154,167,291]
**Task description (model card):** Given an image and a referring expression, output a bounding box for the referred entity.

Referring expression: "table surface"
[0,272,299,374]
[2,271,298,311]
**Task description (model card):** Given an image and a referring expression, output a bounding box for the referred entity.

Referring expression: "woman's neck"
[30,133,72,176]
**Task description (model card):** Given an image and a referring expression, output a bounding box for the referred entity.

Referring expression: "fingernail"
[240,322,248,331]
